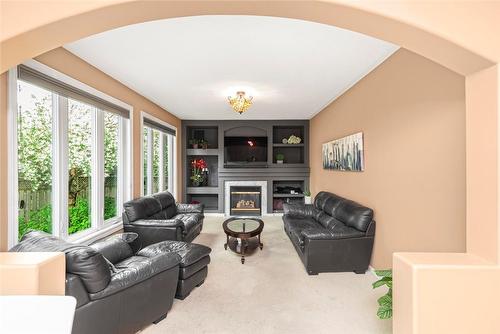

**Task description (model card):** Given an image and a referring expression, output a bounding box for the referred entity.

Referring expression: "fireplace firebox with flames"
[230,186,262,216]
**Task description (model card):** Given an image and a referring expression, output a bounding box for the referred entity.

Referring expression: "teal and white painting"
[322,132,364,171]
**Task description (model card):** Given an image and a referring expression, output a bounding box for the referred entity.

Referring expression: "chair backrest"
[152,191,177,218]
[314,191,374,232]
[10,231,111,293]
[122,196,164,224]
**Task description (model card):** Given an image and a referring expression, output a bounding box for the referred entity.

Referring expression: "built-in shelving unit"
[272,125,306,164]
[182,120,309,214]
[272,180,306,213]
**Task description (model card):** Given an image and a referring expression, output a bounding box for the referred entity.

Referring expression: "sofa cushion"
[176,203,204,214]
[90,237,133,265]
[334,199,374,232]
[316,211,342,229]
[329,223,365,239]
[138,240,211,268]
[283,216,320,248]
[123,196,164,223]
[10,231,111,293]
[152,192,177,219]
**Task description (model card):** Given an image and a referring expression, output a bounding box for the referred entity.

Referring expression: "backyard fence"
[18,177,118,222]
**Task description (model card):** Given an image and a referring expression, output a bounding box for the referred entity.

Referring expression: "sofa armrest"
[66,274,90,308]
[129,218,184,229]
[283,203,315,217]
[300,227,334,240]
[89,252,181,301]
[176,203,204,214]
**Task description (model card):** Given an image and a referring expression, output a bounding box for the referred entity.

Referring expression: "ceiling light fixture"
[228,91,253,114]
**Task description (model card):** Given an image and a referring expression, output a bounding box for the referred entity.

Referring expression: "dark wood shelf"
[186,149,219,156]
[273,193,304,198]
[186,187,219,194]
[272,143,305,147]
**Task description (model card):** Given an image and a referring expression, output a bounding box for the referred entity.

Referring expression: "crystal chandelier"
[228,91,253,114]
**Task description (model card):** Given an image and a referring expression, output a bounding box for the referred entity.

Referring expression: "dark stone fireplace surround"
[182,120,310,214]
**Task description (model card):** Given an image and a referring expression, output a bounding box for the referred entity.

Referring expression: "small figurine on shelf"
[199,139,209,150]
[202,166,209,186]
[190,158,207,186]
[287,135,302,144]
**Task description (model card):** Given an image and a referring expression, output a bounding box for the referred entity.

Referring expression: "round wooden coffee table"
[223,217,264,264]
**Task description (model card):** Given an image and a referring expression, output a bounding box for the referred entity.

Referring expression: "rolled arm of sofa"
[283,203,315,217]
[300,228,334,240]
[176,203,204,214]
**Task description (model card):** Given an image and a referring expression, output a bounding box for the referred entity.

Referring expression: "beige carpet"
[141,216,392,334]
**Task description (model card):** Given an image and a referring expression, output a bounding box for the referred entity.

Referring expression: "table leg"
[224,234,228,250]
[258,234,263,250]
[241,238,245,264]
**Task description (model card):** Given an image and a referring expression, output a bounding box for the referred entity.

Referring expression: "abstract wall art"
[322,132,364,171]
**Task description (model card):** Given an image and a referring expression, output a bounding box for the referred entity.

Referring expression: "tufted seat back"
[314,191,374,232]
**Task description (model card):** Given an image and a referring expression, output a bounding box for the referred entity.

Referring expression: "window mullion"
[159,133,164,191]
[147,128,153,195]
[54,96,68,239]
[7,69,19,246]
[169,135,176,198]
[116,118,124,219]
[92,108,104,229]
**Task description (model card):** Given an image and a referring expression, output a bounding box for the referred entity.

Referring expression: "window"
[11,64,131,244]
[68,99,93,234]
[142,115,176,196]
[17,81,54,237]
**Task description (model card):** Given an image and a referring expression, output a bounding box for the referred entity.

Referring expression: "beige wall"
[465,65,500,263]
[310,49,466,268]
[0,48,182,251]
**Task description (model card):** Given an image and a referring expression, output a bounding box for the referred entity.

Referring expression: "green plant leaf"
[378,293,392,307]
[377,305,393,319]
[372,277,392,289]
[374,269,392,278]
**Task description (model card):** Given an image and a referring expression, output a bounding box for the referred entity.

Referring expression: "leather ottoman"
[138,241,211,300]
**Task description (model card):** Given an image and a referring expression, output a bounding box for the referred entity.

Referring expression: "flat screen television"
[224,136,268,167]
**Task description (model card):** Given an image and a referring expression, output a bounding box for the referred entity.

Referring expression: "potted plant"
[190,158,207,186]
[372,270,392,319]
[276,153,285,164]
[303,190,312,204]
[189,138,199,149]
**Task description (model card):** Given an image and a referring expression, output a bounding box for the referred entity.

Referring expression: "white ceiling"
[65,15,398,120]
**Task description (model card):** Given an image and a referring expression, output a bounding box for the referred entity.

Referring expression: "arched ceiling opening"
[0,1,495,75]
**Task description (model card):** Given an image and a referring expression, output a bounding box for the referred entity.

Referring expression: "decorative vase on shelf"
[192,180,201,187]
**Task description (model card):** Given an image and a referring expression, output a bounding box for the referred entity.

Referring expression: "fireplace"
[230,186,262,216]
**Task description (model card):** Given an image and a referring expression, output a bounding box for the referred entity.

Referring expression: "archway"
[1,1,499,331]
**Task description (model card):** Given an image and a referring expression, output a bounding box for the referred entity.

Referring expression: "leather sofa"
[283,191,375,275]
[10,230,181,334]
[123,191,204,247]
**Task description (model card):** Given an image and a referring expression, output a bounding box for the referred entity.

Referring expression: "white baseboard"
[368,265,378,278]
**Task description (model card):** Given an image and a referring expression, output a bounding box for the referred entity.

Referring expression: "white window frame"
[7,61,134,248]
[140,111,177,199]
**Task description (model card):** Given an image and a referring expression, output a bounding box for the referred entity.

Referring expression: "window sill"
[66,220,123,245]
